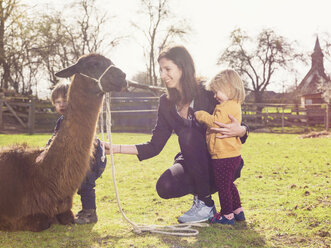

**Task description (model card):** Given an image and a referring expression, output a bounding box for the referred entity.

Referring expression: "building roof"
[297,37,329,96]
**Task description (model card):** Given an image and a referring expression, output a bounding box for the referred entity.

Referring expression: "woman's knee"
[156,176,173,199]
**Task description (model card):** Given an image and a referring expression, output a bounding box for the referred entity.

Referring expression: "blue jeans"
[77,140,106,210]
[77,169,98,210]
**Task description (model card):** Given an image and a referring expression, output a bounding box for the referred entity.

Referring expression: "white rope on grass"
[100,92,209,236]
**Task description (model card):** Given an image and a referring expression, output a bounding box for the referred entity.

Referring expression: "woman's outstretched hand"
[101,142,118,154]
[211,114,246,139]
[101,142,138,155]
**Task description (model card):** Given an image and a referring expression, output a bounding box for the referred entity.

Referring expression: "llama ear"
[55,63,78,78]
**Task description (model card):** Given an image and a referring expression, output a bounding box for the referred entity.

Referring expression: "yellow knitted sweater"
[195,100,242,159]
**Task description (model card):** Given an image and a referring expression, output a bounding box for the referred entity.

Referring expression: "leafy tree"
[218,28,305,103]
[133,0,191,86]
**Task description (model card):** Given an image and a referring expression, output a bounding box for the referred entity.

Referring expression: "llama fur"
[0,54,126,232]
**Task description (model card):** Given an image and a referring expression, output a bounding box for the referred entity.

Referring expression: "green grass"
[0,133,330,248]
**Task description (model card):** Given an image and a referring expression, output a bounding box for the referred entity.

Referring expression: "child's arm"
[196,103,239,128]
[195,110,214,127]
[35,149,48,163]
[195,108,228,128]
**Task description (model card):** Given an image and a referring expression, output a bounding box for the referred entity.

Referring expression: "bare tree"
[31,13,73,86]
[218,28,305,103]
[0,0,124,95]
[131,71,149,85]
[7,13,41,95]
[319,32,331,66]
[133,0,191,86]
[65,0,108,59]
[0,1,66,94]
[318,79,331,104]
[320,33,331,104]
[0,0,18,90]
[32,0,123,88]
[0,0,43,95]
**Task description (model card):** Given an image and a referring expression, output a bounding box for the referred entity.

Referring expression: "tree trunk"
[2,61,11,90]
[254,91,264,123]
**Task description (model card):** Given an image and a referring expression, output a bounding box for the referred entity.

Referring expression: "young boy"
[48,82,106,224]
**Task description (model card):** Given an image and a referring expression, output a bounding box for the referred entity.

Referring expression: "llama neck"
[65,76,103,141]
[44,74,104,195]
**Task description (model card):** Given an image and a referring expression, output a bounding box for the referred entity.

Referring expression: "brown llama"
[0,54,127,232]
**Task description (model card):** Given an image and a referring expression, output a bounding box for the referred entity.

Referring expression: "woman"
[106,46,248,223]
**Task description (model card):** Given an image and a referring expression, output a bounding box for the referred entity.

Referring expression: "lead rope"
[100,92,209,236]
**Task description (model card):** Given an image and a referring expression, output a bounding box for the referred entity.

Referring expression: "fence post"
[0,93,3,129]
[281,105,285,133]
[326,104,329,131]
[28,98,35,134]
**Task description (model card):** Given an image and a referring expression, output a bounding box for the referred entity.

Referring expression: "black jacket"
[136,85,248,161]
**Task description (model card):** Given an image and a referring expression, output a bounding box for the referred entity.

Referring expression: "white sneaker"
[177,196,216,223]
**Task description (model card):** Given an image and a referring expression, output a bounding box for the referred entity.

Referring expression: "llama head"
[55,53,127,92]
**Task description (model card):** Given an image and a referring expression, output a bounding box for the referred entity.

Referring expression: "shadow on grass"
[0,223,127,248]
[53,223,129,247]
[158,221,266,248]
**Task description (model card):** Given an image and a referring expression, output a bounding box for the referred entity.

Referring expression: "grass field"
[0,133,330,248]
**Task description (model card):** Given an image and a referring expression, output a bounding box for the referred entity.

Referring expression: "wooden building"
[297,37,330,128]
[297,37,330,107]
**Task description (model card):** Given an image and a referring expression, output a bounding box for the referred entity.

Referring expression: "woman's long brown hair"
[158,46,198,105]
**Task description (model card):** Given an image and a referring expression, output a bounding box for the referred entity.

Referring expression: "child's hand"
[35,150,47,163]
[212,114,246,138]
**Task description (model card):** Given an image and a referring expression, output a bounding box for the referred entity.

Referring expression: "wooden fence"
[0,92,330,134]
[103,92,159,133]
[242,103,330,132]
[0,93,58,134]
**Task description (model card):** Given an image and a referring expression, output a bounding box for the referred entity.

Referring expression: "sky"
[23,0,331,97]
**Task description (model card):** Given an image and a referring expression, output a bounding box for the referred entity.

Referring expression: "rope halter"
[79,64,115,93]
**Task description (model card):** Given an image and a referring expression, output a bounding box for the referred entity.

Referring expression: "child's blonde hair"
[51,82,70,105]
[205,69,245,103]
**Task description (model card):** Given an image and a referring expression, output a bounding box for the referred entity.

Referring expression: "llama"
[0,54,127,232]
